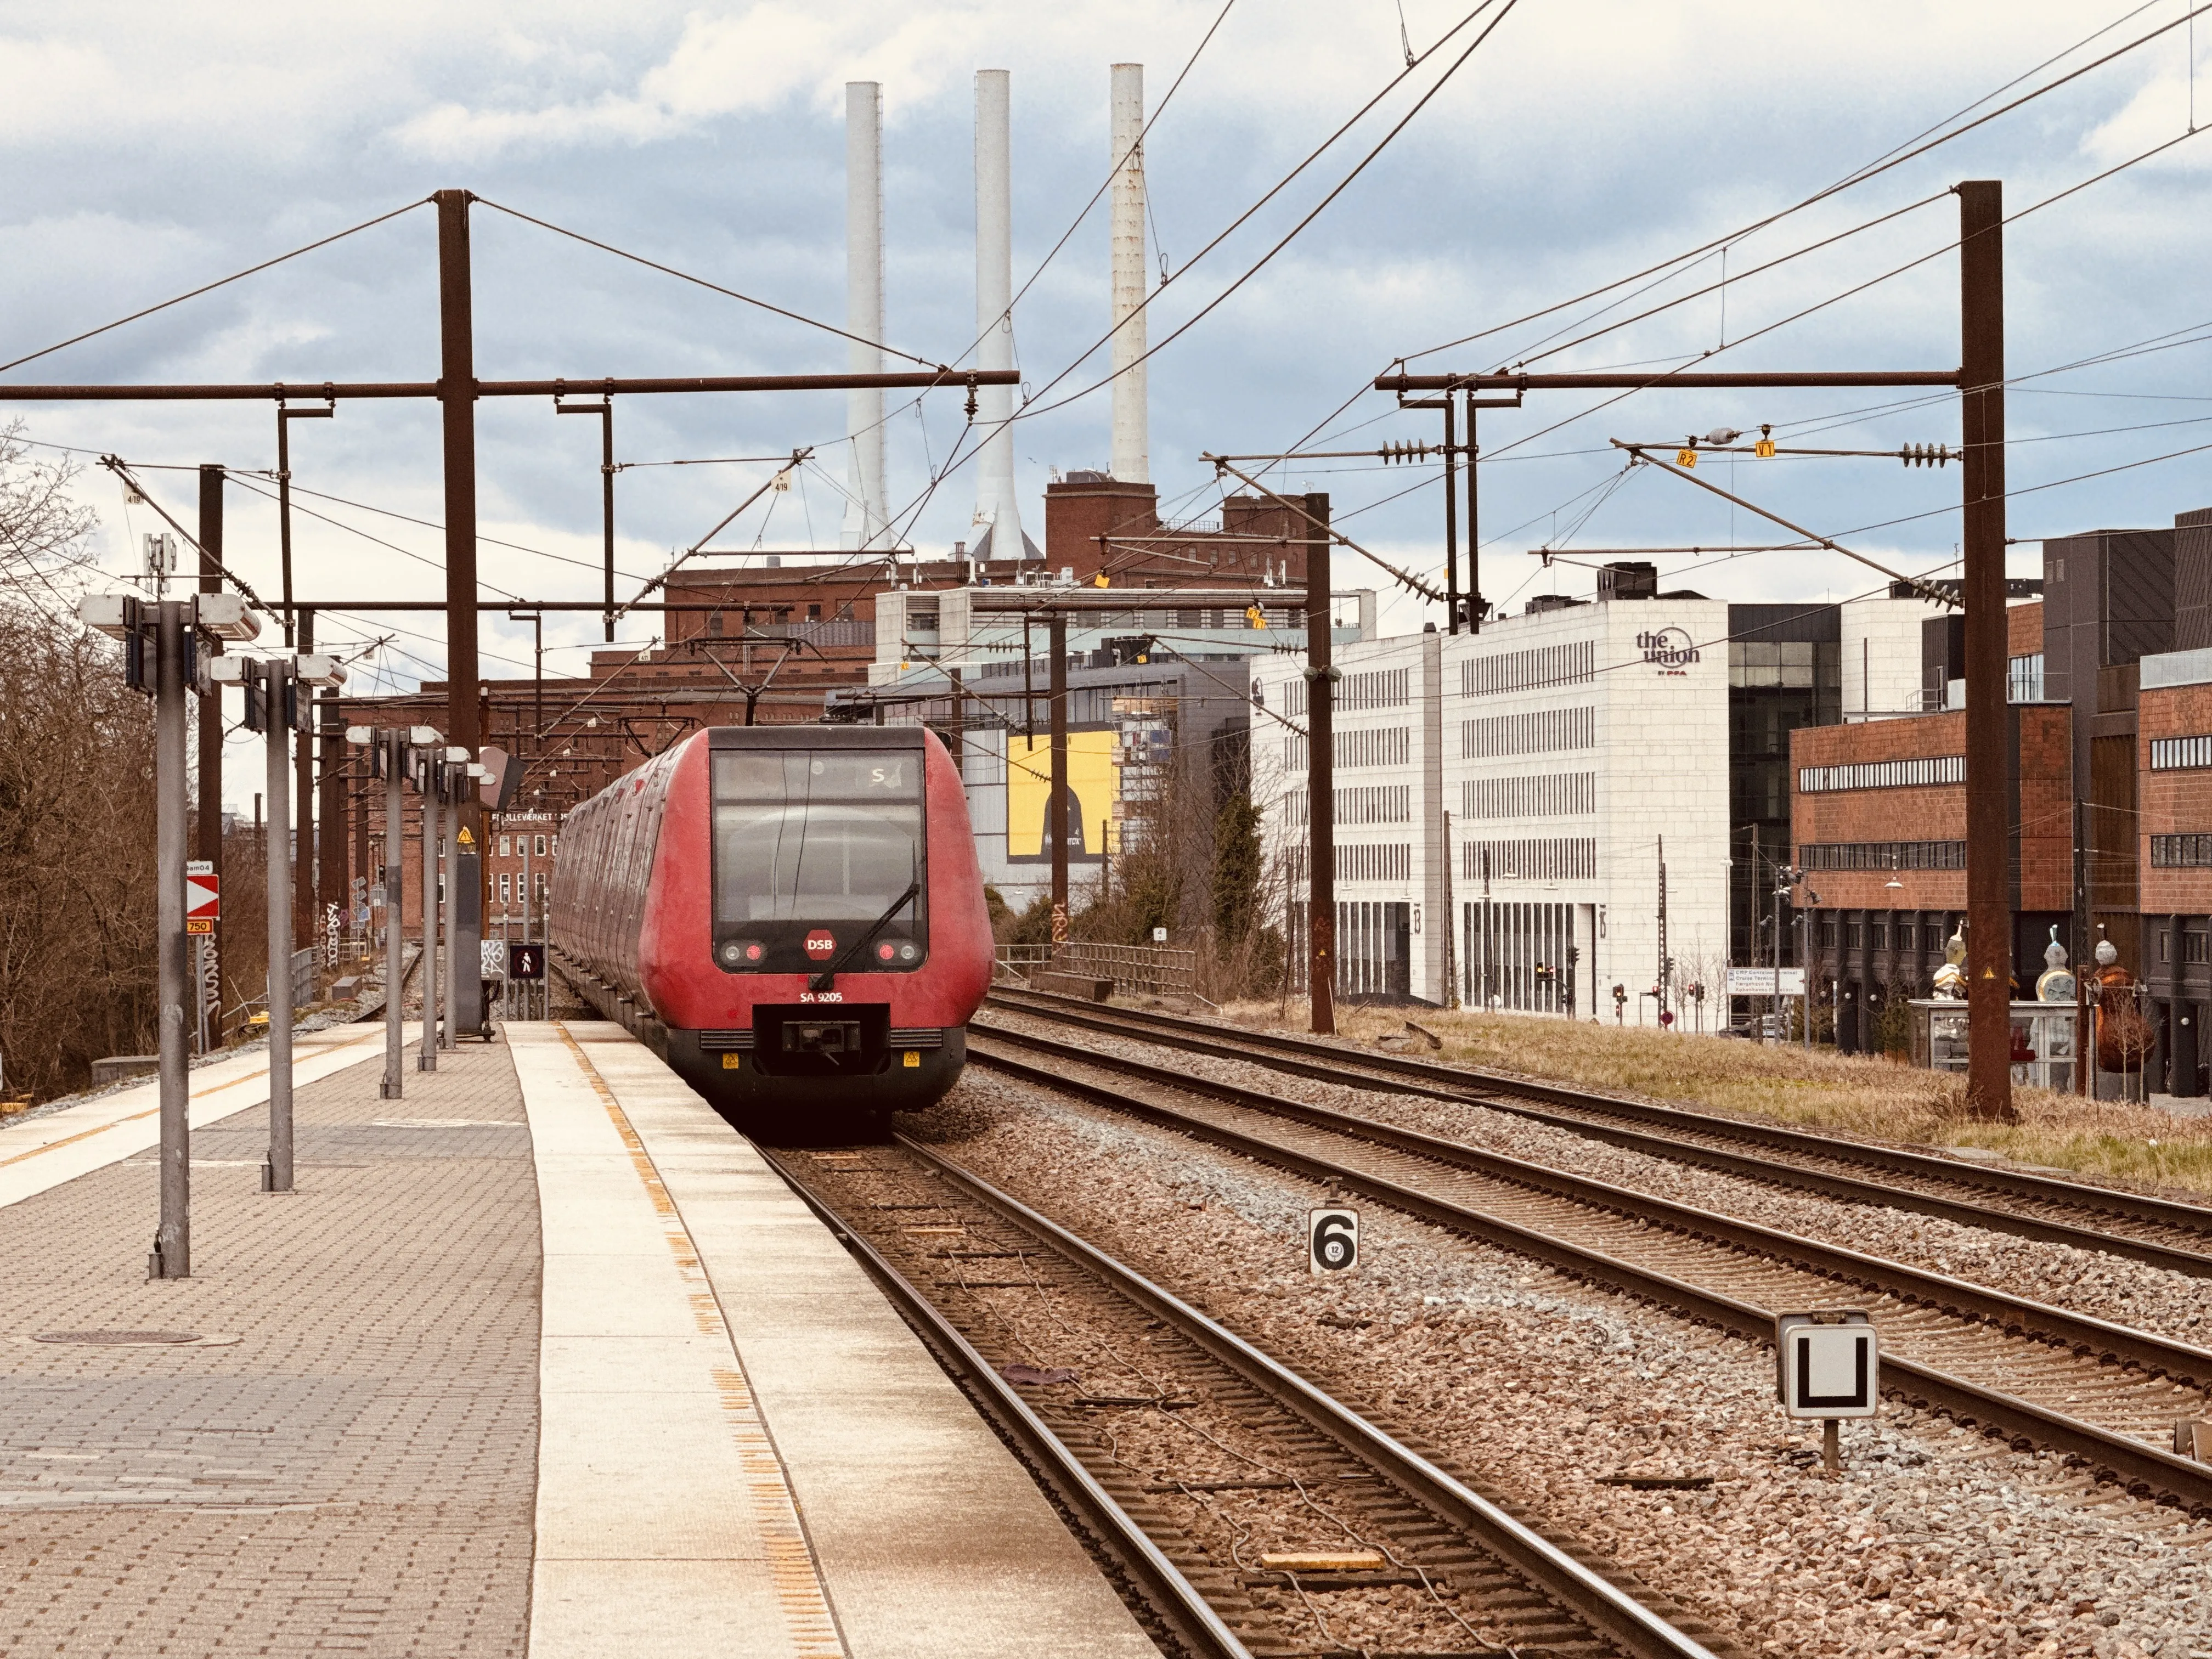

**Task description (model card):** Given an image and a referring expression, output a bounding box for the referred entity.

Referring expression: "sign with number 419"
[1308,1207,1359,1275]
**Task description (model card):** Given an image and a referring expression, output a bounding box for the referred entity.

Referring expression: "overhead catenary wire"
[1401,0,2212,368]
[0,199,431,379]
[472,196,946,370]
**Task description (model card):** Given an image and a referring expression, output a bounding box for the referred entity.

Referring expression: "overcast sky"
[8,0,2212,730]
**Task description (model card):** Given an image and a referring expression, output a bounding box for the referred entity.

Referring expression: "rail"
[966,1019,2212,1516]
[766,1138,1718,1659]
[983,991,2212,1280]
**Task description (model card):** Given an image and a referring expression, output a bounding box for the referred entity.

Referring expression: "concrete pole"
[153,600,191,1279]
[442,795,460,1048]
[1049,611,1069,943]
[844,82,888,552]
[974,69,1026,558]
[382,733,404,1099]
[419,776,439,1073]
[1109,63,1148,484]
[263,661,295,1193]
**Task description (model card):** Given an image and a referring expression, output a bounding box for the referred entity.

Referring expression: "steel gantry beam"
[1371,182,2012,1118]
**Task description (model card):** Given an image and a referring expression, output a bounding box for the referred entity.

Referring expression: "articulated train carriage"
[549,725,993,1123]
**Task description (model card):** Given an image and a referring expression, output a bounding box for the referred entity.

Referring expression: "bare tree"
[0,435,137,1100]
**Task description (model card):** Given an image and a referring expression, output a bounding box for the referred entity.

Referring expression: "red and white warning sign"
[185,860,219,935]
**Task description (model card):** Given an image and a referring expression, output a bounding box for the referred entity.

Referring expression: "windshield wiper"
[809,881,921,992]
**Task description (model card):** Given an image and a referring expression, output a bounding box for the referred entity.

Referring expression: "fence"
[994,941,1198,997]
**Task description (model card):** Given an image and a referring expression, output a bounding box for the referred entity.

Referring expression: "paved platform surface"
[0,1031,539,1656]
[517,1021,1157,1659]
[0,1023,1157,1659]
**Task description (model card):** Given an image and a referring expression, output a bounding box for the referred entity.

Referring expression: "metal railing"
[993,941,1198,997]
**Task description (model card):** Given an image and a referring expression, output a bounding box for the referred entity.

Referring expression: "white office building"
[1252,591,1732,1019]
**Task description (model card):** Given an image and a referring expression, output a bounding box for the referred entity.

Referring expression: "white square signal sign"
[1775,1311,1878,1419]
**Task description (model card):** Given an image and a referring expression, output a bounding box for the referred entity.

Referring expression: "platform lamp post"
[210,650,347,1195]
[80,589,260,1280]
[346,724,441,1098]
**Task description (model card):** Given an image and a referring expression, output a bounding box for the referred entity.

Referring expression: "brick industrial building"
[1789,506,2212,1092]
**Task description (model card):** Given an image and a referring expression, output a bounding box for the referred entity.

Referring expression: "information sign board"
[1726,966,1805,997]
[184,863,219,936]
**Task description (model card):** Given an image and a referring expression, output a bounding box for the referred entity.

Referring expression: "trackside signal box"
[1776,1310,1878,1418]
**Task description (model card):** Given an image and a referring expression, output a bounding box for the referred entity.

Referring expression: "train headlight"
[876,943,896,962]
[720,943,742,966]
[899,944,917,962]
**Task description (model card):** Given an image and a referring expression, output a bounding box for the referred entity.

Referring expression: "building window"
[2007,653,2044,702]
[1798,841,1966,870]
[1729,640,1817,689]
[1461,772,1598,820]
[707,613,724,636]
[1819,919,1837,947]
[1870,923,1888,950]
[1459,838,1599,883]
[500,873,512,904]
[1846,923,1864,948]
[2151,737,2212,771]
[551,836,558,856]
[1338,668,1411,711]
[1897,923,1917,951]
[2151,834,2212,866]
[1797,755,1965,793]
[499,835,511,857]
[1460,639,1596,697]
[808,603,822,622]
[1462,704,1596,760]
[535,835,549,857]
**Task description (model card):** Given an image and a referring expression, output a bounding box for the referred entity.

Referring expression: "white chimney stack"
[973,69,1029,559]
[1109,62,1148,485]
[843,81,889,552]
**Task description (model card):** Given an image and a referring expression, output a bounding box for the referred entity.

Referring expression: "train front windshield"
[710,749,928,974]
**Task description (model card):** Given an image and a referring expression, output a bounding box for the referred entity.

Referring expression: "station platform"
[0,1021,1155,1659]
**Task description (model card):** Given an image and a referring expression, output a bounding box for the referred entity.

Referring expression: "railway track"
[963,1021,2212,1516]
[984,989,2212,1280]
[766,1136,1728,1659]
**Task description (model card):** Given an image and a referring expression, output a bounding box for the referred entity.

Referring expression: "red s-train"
[549,725,992,1115]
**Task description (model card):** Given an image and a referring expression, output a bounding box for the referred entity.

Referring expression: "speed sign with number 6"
[1308,1207,1359,1275]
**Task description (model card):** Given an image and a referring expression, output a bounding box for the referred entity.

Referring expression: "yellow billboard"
[1007,730,1118,861]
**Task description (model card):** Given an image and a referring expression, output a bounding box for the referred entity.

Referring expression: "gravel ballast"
[979,1011,2212,1348]
[912,1069,2212,1659]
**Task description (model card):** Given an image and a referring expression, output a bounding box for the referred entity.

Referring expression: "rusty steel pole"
[601,403,615,641]
[195,467,224,1048]
[1049,610,1069,945]
[1959,179,2016,1124]
[436,189,485,1034]
[294,610,317,949]
[262,658,296,1195]
[1306,492,1336,1035]
[318,687,345,974]
[1442,397,1459,635]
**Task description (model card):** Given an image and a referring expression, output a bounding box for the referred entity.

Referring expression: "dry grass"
[1209,999,2212,1199]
